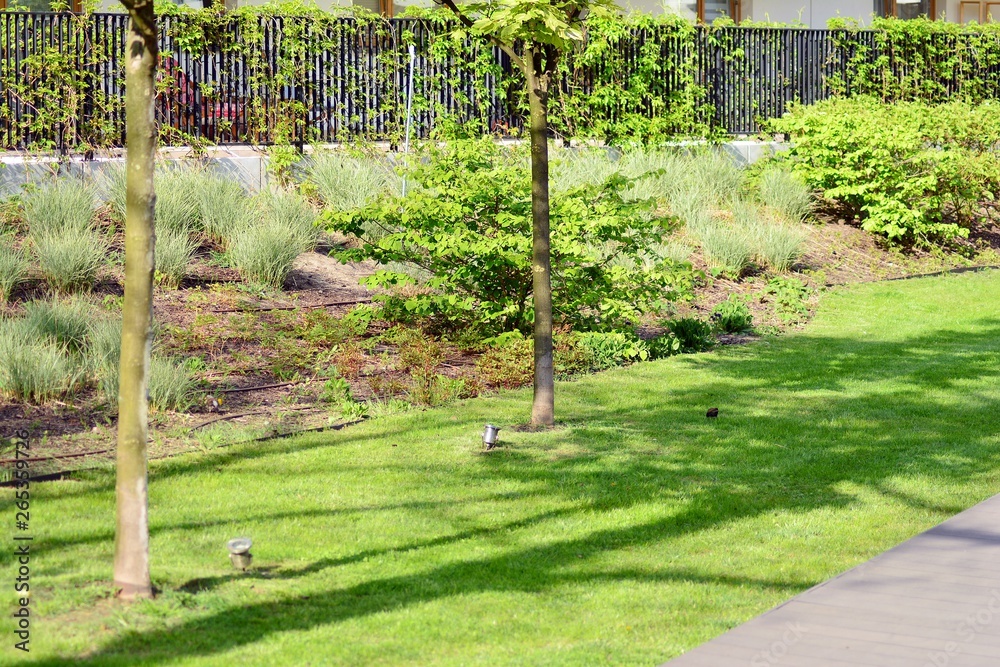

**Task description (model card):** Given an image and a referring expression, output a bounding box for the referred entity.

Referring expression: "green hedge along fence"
[3,8,1000,153]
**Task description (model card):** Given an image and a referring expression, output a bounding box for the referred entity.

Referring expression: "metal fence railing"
[1,13,999,152]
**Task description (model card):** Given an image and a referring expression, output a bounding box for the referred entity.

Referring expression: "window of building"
[959,1,1000,23]
[353,0,394,17]
[875,0,937,19]
[0,0,83,10]
[664,0,741,23]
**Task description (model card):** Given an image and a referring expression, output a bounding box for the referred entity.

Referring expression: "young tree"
[434,0,614,426]
[114,0,158,600]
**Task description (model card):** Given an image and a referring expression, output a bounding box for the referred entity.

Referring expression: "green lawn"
[13,270,1000,666]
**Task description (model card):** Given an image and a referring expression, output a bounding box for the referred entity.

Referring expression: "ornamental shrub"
[326,139,694,336]
[711,295,753,334]
[768,97,1000,245]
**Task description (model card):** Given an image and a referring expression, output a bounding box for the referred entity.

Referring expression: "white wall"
[743,0,981,25]
[92,0,976,24]
[744,0,877,26]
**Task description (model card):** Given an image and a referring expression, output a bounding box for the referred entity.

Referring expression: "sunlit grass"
[17,270,1000,666]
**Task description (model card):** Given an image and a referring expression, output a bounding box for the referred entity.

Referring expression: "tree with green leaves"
[113,0,158,600]
[434,0,615,426]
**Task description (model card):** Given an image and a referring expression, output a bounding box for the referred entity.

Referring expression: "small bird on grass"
[706,407,719,419]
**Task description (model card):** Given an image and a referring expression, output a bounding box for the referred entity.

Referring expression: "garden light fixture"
[227,537,253,571]
[482,424,501,450]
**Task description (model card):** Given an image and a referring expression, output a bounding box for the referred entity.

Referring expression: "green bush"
[156,228,197,289]
[769,97,1000,245]
[0,235,28,302]
[32,227,108,293]
[666,317,714,352]
[711,295,753,334]
[646,332,682,359]
[575,331,648,370]
[23,179,96,235]
[329,139,693,336]
[765,276,812,323]
[476,336,533,389]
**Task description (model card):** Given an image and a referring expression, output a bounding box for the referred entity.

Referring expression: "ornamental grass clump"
[33,226,108,293]
[619,149,687,203]
[156,166,204,234]
[101,164,128,221]
[671,186,714,236]
[88,316,121,404]
[732,197,809,272]
[308,153,399,213]
[758,168,813,223]
[696,223,753,276]
[227,191,318,288]
[23,179,96,235]
[155,227,197,289]
[23,298,98,353]
[148,355,197,412]
[754,221,809,272]
[198,175,248,245]
[551,149,617,192]
[685,150,743,203]
[87,315,196,411]
[24,179,107,293]
[0,318,83,404]
[0,235,28,302]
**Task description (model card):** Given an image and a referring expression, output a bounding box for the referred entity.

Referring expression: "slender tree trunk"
[114,0,158,601]
[527,66,554,427]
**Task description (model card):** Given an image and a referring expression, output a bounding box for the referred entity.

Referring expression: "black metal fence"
[1,12,1000,152]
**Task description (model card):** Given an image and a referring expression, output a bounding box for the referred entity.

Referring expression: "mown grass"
[16,270,1000,666]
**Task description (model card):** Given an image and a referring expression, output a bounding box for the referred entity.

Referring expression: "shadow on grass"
[31,321,1000,665]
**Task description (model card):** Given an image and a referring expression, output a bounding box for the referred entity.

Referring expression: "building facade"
[623,1,997,26]
[4,0,996,25]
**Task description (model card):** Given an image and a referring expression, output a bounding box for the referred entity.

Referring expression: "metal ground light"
[227,537,253,571]
[482,424,501,450]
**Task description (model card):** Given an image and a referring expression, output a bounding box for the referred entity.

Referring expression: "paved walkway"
[664,493,1000,667]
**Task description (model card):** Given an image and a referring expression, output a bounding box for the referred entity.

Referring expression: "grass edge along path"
[13,269,1000,666]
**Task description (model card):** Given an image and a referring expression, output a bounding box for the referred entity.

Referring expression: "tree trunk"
[527,67,554,427]
[114,0,158,601]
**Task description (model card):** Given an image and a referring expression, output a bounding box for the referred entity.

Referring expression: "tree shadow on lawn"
[33,322,1000,665]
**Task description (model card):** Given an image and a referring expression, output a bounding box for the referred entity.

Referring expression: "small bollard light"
[227,537,253,571]
[482,424,501,450]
